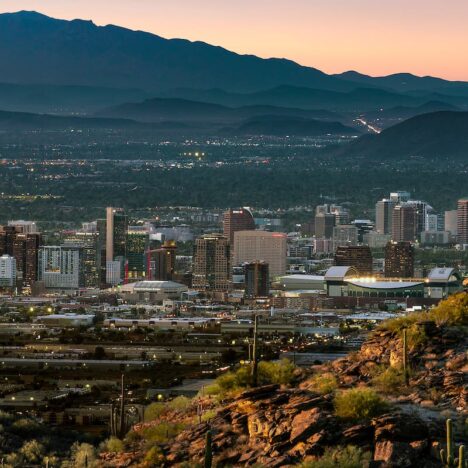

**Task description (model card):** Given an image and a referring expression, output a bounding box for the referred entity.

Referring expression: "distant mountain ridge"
[0,10,467,99]
[96,97,342,123]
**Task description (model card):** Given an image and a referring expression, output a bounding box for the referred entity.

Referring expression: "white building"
[0,255,16,287]
[8,220,38,234]
[38,246,84,290]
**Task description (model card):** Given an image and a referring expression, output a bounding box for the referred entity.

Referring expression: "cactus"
[439,419,466,467]
[110,374,129,438]
[204,429,212,468]
[402,328,409,385]
[251,314,259,387]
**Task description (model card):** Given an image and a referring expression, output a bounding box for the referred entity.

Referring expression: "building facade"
[384,241,414,278]
[334,246,373,275]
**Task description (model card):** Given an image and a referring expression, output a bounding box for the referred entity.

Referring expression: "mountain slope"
[0,109,186,131]
[96,97,343,123]
[335,111,468,159]
[229,115,358,136]
[0,11,355,93]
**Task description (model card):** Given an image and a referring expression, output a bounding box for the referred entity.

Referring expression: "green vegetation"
[298,445,370,468]
[203,359,296,397]
[100,437,124,454]
[139,421,187,444]
[204,430,213,468]
[439,419,466,468]
[167,395,191,412]
[379,292,468,334]
[371,366,405,394]
[307,373,339,395]
[334,388,389,422]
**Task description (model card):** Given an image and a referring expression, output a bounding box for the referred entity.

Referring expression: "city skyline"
[1,0,468,81]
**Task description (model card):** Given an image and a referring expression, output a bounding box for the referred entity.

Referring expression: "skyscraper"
[384,241,414,278]
[38,245,84,290]
[148,240,177,281]
[392,204,418,242]
[334,246,373,275]
[223,208,255,245]
[0,255,16,288]
[193,234,230,291]
[106,207,128,284]
[233,231,287,278]
[126,231,148,281]
[244,261,269,298]
[444,210,458,237]
[457,198,468,244]
[375,199,396,235]
[315,213,336,239]
[332,225,358,250]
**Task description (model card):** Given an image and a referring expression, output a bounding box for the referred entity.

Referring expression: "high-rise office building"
[334,246,373,275]
[375,199,396,234]
[233,231,287,278]
[38,245,84,290]
[392,204,418,242]
[62,230,101,288]
[444,210,458,237]
[0,255,16,287]
[148,240,177,281]
[106,208,128,284]
[384,241,414,278]
[457,198,468,245]
[193,234,230,291]
[332,225,358,250]
[126,231,148,281]
[315,213,336,239]
[223,208,255,245]
[244,261,269,298]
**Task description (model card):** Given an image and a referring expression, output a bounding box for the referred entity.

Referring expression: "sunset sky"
[2,0,468,81]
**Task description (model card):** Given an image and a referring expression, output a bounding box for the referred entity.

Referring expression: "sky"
[1,0,468,81]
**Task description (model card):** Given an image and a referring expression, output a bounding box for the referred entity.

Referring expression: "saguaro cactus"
[204,429,212,468]
[402,328,409,385]
[439,419,466,467]
[251,314,259,387]
[110,373,128,438]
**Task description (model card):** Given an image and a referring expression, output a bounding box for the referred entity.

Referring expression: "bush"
[371,367,405,394]
[167,396,191,412]
[20,439,45,464]
[298,445,370,468]
[201,359,296,397]
[144,402,166,422]
[201,409,217,422]
[307,373,338,395]
[100,436,124,453]
[62,442,98,468]
[334,388,388,421]
[141,421,186,444]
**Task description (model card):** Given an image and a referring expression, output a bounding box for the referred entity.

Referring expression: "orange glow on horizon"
[1,0,468,81]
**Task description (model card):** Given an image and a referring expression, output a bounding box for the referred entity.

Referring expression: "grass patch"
[334,388,388,422]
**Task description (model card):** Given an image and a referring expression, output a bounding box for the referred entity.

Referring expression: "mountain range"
[0,10,468,101]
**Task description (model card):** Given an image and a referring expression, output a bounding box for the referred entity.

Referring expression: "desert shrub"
[298,445,370,468]
[10,417,42,436]
[258,359,296,386]
[141,421,186,444]
[144,402,166,422]
[0,409,13,424]
[371,367,405,394]
[405,323,428,349]
[378,313,422,333]
[167,395,191,412]
[201,409,217,422]
[61,442,98,468]
[334,388,388,421]
[100,436,124,453]
[427,292,468,326]
[307,373,338,395]
[19,439,46,464]
[201,359,296,397]
[144,446,165,465]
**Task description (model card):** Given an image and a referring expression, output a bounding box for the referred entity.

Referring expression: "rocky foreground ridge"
[101,293,467,467]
